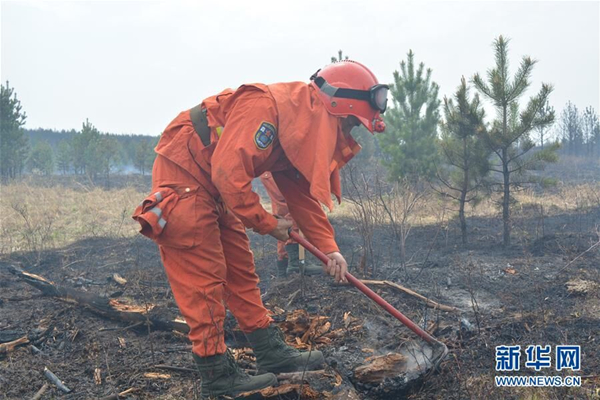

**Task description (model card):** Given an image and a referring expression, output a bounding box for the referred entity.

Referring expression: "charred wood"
[43,367,71,393]
[8,265,189,334]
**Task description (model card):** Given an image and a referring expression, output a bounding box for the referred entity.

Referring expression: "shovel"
[289,231,449,383]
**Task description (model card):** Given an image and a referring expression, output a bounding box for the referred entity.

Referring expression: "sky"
[1,0,599,136]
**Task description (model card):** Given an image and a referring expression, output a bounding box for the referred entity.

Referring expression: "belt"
[190,104,211,147]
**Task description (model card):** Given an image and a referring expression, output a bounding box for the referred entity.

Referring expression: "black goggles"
[311,75,389,113]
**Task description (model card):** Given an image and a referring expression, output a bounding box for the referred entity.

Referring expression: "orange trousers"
[153,156,272,357]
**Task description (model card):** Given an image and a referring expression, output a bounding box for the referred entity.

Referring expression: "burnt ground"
[1,203,599,399]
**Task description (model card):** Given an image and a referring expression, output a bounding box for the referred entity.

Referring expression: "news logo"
[494,344,581,387]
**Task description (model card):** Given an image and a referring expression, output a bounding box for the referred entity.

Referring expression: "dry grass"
[471,182,600,219]
[331,182,600,228]
[2,179,600,256]
[0,183,144,256]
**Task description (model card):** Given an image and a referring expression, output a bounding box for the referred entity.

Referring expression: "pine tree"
[535,100,555,149]
[134,139,155,175]
[0,81,29,180]
[437,77,490,245]
[331,49,349,63]
[473,36,557,247]
[56,140,72,174]
[28,140,54,175]
[559,102,581,156]
[71,119,101,177]
[594,116,600,158]
[379,50,440,182]
[581,106,599,158]
[96,135,120,185]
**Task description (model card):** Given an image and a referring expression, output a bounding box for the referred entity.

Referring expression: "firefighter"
[132,60,387,397]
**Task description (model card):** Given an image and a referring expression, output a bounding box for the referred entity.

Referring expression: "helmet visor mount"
[311,75,389,114]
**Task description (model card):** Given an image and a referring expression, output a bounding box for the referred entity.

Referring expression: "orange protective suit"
[133,82,361,357]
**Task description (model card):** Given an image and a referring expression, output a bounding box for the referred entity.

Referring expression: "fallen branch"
[111,273,128,286]
[30,383,49,400]
[558,237,600,273]
[30,345,44,355]
[44,367,71,393]
[8,265,189,334]
[99,321,145,332]
[0,336,29,356]
[359,279,460,313]
[286,289,301,309]
[98,388,138,400]
[143,372,171,379]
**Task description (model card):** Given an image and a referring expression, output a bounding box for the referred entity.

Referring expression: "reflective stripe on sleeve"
[154,192,163,202]
[158,218,167,228]
[150,207,162,218]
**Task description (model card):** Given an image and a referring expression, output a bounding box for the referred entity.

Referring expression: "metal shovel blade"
[357,340,449,399]
[398,340,449,381]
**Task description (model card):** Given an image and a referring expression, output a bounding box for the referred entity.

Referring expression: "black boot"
[276,258,288,278]
[285,244,322,276]
[245,324,325,374]
[193,350,277,398]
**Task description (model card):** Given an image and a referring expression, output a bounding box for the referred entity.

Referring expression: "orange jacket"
[153,82,361,254]
[260,171,289,219]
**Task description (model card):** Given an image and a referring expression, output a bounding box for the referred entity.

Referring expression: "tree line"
[0,83,157,181]
[558,102,600,157]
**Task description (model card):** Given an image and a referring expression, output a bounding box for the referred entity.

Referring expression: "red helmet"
[310,60,387,133]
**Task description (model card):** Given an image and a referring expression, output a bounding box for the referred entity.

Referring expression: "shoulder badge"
[254,122,276,150]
